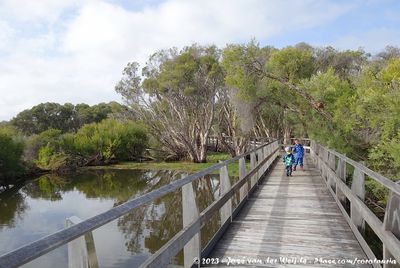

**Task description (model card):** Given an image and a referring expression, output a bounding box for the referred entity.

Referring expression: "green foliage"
[25,128,62,163]
[142,45,223,101]
[106,152,249,177]
[298,51,400,180]
[220,41,399,181]
[36,145,54,168]
[267,46,315,82]
[314,47,366,79]
[11,102,129,135]
[222,42,268,100]
[0,129,25,179]
[62,119,149,164]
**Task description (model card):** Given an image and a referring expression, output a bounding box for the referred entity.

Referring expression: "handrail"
[310,141,400,267]
[140,144,279,267]
[0,140,278,268]
[317,144,400,196]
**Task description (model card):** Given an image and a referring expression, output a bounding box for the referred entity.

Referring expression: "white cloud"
[0,20,15,52]
[334,28,400,53]
[0,0,356,120]
[0,0,87,23]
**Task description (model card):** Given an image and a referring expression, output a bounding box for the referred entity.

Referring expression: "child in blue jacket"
[283,147,295,177]
[293,139,304,171]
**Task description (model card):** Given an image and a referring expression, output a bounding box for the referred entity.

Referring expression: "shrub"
[61,119,149,164]
[0,131,25,179]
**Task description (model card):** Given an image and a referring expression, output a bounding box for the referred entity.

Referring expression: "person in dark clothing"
[283,146,295,177]
[293,139,304,171]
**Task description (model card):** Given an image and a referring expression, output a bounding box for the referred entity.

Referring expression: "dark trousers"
[285,165,292,176]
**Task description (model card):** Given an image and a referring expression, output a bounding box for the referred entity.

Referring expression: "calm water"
[0,168,225,267]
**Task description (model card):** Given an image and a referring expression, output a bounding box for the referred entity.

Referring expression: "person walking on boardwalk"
[283,146,295,177]
[293,139,304,171]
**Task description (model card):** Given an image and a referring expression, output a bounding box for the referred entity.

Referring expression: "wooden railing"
[139,140,279,267]
[310,141,400,268]
[0,140,279,268]
[206,136,274,152]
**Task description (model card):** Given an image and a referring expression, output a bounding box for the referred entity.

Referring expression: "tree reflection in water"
[0,168,222,266]
[116,171,221,265]
[0,184,29,229]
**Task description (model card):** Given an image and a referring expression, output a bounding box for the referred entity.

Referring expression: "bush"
[25,128,62,163]
[0,131,25,179]
[61,119,149,164]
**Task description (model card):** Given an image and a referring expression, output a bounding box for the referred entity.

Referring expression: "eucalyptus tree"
[116,45,224,162]
[220,42,273,155]
[221,42,328,145]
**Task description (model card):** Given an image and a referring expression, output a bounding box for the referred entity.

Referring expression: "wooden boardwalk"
[210,156,371,267]
[2,140,398,268]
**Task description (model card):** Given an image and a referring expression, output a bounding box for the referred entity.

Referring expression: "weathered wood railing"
[65,216,98,268]
[206,136,274,152]
[0,140,279,268]
[140,140,279,268]
[310,141,400,268]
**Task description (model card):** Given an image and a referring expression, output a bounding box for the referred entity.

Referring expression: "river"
[0,168,227,267]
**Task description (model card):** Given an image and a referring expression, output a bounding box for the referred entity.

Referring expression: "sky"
[0,0,399,121]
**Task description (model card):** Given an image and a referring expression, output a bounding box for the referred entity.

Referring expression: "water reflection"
[0,168,220,267]
[0,184,29,229]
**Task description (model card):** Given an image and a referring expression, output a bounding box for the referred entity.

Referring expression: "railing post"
[263,145,268,172]
[66,216,98,268]
[383,190,400,268]
[310,140,316,159]
[239,157,247,201]
[321,148,329,180]
[316,144,321,169]
[351,167,365,234]
[219,163,232,225]
[336,157,347,204]
[328,152,336,190]
[267,144,272,169]
[257,149,264,183]
[328,151,336,170]
[182,181,200,268]
[250,152,257,189]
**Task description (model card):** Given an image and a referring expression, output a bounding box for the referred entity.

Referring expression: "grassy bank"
[88,152,250,177]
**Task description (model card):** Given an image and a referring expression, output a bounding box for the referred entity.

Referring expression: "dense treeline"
[116,42,399,180]
[11,101,131,135]
[0,102,148,182]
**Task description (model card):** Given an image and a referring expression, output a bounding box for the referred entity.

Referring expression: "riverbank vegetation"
[88,152,249,177]
[0,102,149,183]
[0,128,25,180]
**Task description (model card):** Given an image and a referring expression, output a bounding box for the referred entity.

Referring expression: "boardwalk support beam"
[239,157,247,201]
[65,216,98,268]
[351,167,365,234]
[182,181,201,268]
[250,152,257,189]
[335,157,346,205]
[219,164,232,225]
[383,190,400,268]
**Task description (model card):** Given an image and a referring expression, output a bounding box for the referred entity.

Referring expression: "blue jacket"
[293,143,304,158]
